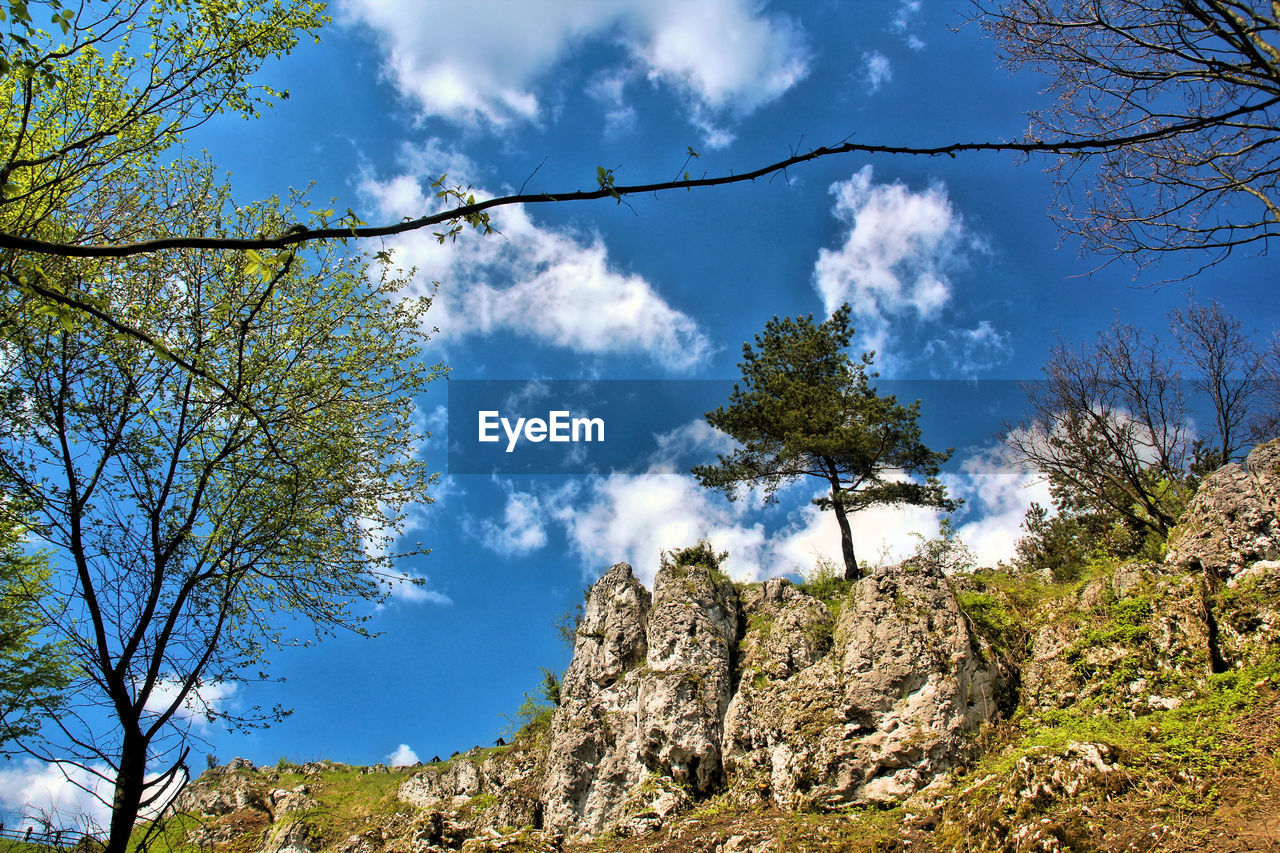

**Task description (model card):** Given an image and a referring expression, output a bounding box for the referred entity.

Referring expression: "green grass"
[126,812,201,853]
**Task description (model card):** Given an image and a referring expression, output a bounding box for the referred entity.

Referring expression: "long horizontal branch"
[4,94,1279,259]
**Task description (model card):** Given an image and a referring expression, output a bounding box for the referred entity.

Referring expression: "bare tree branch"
[2,93,1276,259]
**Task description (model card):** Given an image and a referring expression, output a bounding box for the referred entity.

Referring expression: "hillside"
[161,440,1280,852]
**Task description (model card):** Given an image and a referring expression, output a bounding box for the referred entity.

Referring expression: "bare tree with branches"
[1005,320,1194,540]
[1005,299,1280,542]
[1170,297,1274,466]
[975,0,1280,270]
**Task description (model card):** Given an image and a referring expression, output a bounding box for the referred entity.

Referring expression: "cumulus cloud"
[863,51,892,92]
[142,679,238,731]
[646,418,740,469]
[360,155,711,371]
[813,166,976,357]
[544,442,1047,584]
[946,447,1053,566]
[459,422,1042,584]
[339,0,810,139]
[588,72,637,136]
[387,744,420,766]
[892,0,922,31]
[385,571,453,606]
[475,488,550,556]
[769,486,944,576]
[0,760,183,831]
[0,761,111,830]
[549,471,767,585]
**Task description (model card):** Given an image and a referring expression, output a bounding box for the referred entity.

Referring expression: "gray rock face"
[637,559,740,795]
[735,578,833,681]
[560,561,651,696]
[398,745,545,831]
[538,556,1005,833]
[541,559,741,835]
[540,562,652,834]
[1167,438,1280,577]
[722,562,999,811]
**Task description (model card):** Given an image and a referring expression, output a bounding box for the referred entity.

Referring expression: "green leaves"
[243,247,293,283]
[0,505,71,753]
[596,165,621,202]
[429,174,493,243]
[0,163,442,846]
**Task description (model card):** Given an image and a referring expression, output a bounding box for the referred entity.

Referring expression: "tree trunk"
[106,730,146,853]
[831,487,860,580]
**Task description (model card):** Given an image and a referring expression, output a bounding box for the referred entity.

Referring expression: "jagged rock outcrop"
[540,551,1002,833]
[540,557,740,835]
[398,742,546,831]
[1019,562,1212,714]
[723,562,1000,811]
[167,440,1280,853]
[1167,438,1280,578]
[636,557,740,794]
[538,561,650,834]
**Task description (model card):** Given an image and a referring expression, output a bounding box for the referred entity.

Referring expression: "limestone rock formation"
[1167,438,1280,577]
[723,562,1000,811]
[540,557,740,834]
[398,743,546,832]
[539,561,651,834]
[166,440,1280,852]
[539,550,1002,834]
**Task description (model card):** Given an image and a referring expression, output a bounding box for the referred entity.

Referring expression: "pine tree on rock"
[692,305,957,580]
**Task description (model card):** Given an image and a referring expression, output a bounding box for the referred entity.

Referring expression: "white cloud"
[360,157,711,371]
[892,0,926,48]
[923,321,1013,377]
[387,744,419,766]
[769,446,1052,574]
[0,760,183,832]
[548,472,766,585]
[0,761,110,831]
[767,483,944,576]
[476,425,1044,586]
[646,418,740,469]
[385,570,453,606]
[477,488,550,556]
[946,447,1053,566]
[892,0,922,31]
[338,0,809,140]
[588,72,637,136]
[813,166,973,356]
[142,679,238,731]
[863,51,892,92]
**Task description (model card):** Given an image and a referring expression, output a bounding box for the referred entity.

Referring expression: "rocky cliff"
[169,440,1280,853]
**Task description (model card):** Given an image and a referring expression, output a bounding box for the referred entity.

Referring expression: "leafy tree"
[0,161,440,853]
[0,504,70,751]
[0,0,325,240]
[692,305,956,580]
[1013,495,1134,581]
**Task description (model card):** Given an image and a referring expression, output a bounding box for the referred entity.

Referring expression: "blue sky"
[4,0,1279,823]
